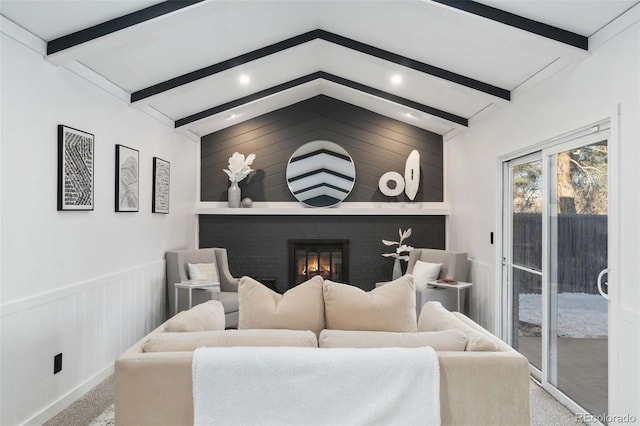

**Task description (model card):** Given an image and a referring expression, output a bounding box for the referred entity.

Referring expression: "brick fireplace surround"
[199,214,445,292]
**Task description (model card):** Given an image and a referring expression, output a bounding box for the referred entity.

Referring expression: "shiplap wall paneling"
[468,259,496,333]
[201,95,443,203]
[0,262,166,425]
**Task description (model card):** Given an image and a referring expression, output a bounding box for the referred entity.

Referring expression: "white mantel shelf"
[195,202,449,215]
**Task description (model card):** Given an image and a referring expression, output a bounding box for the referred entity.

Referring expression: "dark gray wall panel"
[199,215,446,292]
[201,95,443,203]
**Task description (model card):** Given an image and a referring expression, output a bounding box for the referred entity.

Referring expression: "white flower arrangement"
[382,228,413,261]
[223,152,255,183]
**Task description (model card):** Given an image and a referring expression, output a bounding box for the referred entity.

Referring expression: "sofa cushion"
[164,300,225,332]
[143,329,318,352]
[323,275,417,332]
[238,275,325,334]
[187,262,220,283]
[318,329,467,351]
[418,301,498,351]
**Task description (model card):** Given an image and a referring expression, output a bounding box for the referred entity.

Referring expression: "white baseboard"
[1,261,166,425]
[24,363,114,426]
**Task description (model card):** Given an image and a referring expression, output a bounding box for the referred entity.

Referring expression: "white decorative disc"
[378,171,405,197]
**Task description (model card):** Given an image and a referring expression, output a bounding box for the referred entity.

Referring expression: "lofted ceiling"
[1,0,638,140]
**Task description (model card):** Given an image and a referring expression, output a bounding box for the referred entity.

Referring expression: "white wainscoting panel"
[468,259,497,334]
[0,261,166,426]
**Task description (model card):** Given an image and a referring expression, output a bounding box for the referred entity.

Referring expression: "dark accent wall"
[199,215,445,292]
[200,96,446,291]
[201,95,443,203]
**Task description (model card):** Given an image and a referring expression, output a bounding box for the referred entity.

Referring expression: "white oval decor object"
[378,171,405,196]
[404,150,420,200]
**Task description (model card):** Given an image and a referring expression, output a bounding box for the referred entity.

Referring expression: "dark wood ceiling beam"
[175,72,323,127]
[318,31,509,100]
[132,29,509,103]
[432,0,588,50]
[47,1,204,55]
[174,71,468,128]
[132,30,321,102]
[322,73,468,126]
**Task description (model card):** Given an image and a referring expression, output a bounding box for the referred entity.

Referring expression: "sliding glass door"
[502,124,610,420]
[503,154,543,371]
[545,137,609,419]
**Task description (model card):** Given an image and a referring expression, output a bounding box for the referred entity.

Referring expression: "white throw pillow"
[188,262,220,283]
[411,260,442,291]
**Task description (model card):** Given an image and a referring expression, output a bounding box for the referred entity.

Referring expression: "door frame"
[499,151,543,350]
[541,128,611,396]
[497,118,614,423]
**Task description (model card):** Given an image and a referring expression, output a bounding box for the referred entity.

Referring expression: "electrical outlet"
[54,353,62,374]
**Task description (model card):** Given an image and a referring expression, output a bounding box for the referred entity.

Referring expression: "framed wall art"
[115,144,139,212]
[57,125,95,211]
[152,157,170,214]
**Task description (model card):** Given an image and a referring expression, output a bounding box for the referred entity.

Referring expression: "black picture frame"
[115,144,139,212]
[152,157,170,214]
[57,125,95,211]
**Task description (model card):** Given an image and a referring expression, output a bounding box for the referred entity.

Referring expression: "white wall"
[0,32,198,425]
[446,11,639,422]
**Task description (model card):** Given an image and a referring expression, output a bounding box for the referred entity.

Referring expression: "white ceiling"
[1,0,638,139]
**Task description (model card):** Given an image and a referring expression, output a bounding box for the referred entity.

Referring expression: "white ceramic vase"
[228,181,241,208]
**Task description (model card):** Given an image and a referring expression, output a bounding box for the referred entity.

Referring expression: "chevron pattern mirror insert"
[286,141,356,208]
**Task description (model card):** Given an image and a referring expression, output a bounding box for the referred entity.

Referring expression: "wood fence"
[513,213,608,294]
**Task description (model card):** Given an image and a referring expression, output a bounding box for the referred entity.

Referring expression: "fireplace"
[289,240,349,287]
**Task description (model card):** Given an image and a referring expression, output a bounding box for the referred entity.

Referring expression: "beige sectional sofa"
[115,276,531,426]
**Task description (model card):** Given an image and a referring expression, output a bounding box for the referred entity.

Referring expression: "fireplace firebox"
[288,240,349,287]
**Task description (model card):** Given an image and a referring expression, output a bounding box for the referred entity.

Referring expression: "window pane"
[512,161,542,270]
[513,268,542,370]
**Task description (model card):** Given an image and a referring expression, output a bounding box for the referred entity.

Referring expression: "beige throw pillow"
[188,262,220,283]
[323,275,417,332]
[143,329,318,352]
[238,275,325,335]
[164,300,226,332]
[418,301,498,351]
[318,329,467,351]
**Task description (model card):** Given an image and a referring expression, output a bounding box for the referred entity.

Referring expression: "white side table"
[174,280,221,314]
[427,280,472,312]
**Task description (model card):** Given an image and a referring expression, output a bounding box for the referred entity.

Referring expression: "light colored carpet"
[530,379,584,425]
[43,375,113,426]
[89,404,114,426]
[48,375,583,425]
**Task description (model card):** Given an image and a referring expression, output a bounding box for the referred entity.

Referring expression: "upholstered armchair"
[406,249,470,316]
[166,248,239,328]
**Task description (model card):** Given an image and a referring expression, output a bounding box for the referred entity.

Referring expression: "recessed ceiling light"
[228,113,237,119]
[391,75,403,85]
[405,112,414,118]
[239,75,250,85]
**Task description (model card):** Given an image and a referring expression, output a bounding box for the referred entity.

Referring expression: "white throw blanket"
[192,346,440,426]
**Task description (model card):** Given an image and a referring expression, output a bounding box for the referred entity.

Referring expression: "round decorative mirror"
[286,140,356,208]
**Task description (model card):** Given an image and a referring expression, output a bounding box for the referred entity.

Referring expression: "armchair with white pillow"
[166,248,239,328]
[406,249,470,317]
